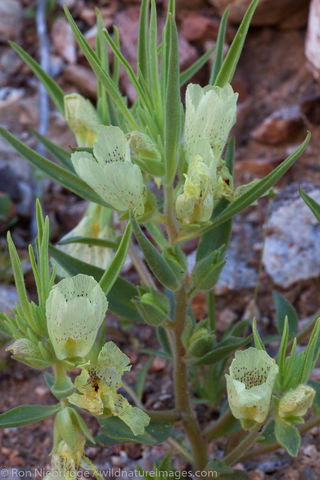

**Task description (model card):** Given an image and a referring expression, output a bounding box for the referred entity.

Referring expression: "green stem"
[204,408,233,441]
[223,428,261,466]
[146,409,180,422]
[207,291,216,333]
[238,414,320,462]
[52,362,74,399]
[172,283,208,470]
[167,438,193,464]
[164,184,178,244]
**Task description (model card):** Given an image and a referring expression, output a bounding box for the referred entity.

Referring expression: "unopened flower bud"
[278,384,315,419]
[64,93,100,147]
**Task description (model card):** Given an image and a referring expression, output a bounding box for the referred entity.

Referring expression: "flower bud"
[192,247,225,291]
[46,274,108,360]
[6,338,51,369]
[71,126,146,215]
[278,384,315,419]
[185,322,215,358]
[64,93,100,147]
[162,244,187,282]
[133,287,170,326]
[226,347,279,426]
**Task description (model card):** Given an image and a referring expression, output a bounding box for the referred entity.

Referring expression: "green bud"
[133,287,170,326]
[128,131,164,177]
[71,126,146,215]
[226,347,279,427]
[278,384,315,419]
[184,320,215,358]
[6,338,51,369]
[64,93,100,147]
[46,274,108,360]
[55,407,83,452]
[162,244,187,282]
[192,247,225,291]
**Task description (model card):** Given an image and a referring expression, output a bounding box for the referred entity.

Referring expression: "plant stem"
[172,283,208,469]
[238,415,320,462]
[164,184,178,244]
[146,409,180,422]
[204,408,234,441]
[223,428,261,466]
[128,242,156,289]
[167,438,193,464]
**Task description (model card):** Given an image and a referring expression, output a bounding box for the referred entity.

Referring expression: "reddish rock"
[182,13,235,43]
[209,0,310,27]
[252,106,304,145]
[63,64,97,99]
[51,18,77,64]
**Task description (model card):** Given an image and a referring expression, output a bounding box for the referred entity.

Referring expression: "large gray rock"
[263,183,320,288]
[306,0,320,81]
[209,0,309,27]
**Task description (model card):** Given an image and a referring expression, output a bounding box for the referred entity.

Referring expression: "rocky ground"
[1,0,320,478]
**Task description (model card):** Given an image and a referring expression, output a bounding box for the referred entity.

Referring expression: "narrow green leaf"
[300,187,320,223]
[9,42,65,115]
[96,9,110,125]
[63,5,138,130]
[0,404,60,428]
[58,236,118,249]
[31,129,74,171]
[300,317,320,384]
[164,15,180,185]
[180,46,215,87]
[49,245,141,321]
[130,213,179,290]
[145,222,168,249]
[97,417,173,445]
[209,7,229,85]
[103,29,152,112]
[273,291,298,337]
[200,134,310,236]
[99,222,132,295]
[137,0,150,83]
[252,318,265,350]
[149,0,161,115]
[156,326,172,357]
[215,0,259,87]
[141,348,171,360]
[136,358,153,400]
[0,127,111,208]
[190,336,252,366]
[277,316,289,378]
[112,26,120,87]
[7,232,33,326]
[275,421,300,457]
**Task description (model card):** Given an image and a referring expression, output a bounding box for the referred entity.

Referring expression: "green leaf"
[156,326,172,357]
[141,348,171,360]
[9,42,65,115]
[277,316,289,380]
[97,417,173,445]
[136,358,153,401]
[58,236,118,249]
[299,317,320,384]
[180,46,215,87]
[130,213,179,290]
[190,335,252,366]
[31,129,74,171]
[49,245,141,322]
[273,292,298,340]
[63,5,138,130]
[200,134,311,236]
[308,380,320,415]
[164,15,180,185]
[0,127,111,208]
[215,0,259,87]
[300,187,320,223]
[275,421,301,457]
[99,222,132,295]
[252,318,265,351]
[137,0,150,84]
[209,7,229,85]
[0,404,60,428]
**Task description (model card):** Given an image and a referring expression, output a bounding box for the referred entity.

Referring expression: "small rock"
[306,0,320,81]
[263,182,320,288]
[182,13,235,43]
[209,0,309,27]
[51,18,76,64]
[0,0,22,42]
[63,64,97,98]
[0,48,23,87]
[248,471,265,480]
[35,386,50,397]
[150,357,166,372]
[252,106,304,145]
[0,285,18,315]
